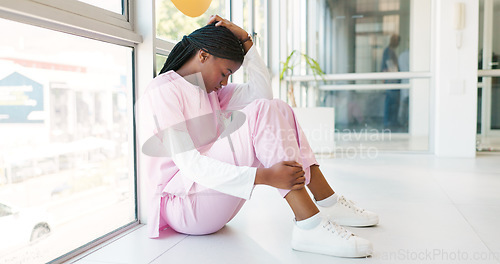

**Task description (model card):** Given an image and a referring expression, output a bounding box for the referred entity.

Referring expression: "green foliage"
[279,50,298,80]
[279,50,325,81]
[302,54,325,81]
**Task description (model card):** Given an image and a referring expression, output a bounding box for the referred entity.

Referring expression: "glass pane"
[156,0,226,41]
[156,54,168,76]
[477,78,500,150]
[0,18,135,263]
[478,0,484,71]
[477,86,483,134]
[243,0,250,31]
[478,0,500,70]
[77,0,123,14]
[492,78,500,129]
[318,0,431,74]
[286,78,430,151]
[254,0,268,65]
[477,0,500,151]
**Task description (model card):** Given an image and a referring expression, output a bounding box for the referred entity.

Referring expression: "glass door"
[477,0,500,151]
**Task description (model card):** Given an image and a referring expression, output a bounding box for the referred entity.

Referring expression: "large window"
[322,0,413,74]
[280,0,431,152]
[477,0,500,151]
[0,18,135,263]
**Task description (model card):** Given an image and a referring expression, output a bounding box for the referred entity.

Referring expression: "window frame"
[0,0,141,263]
[0,0,141,45]
[154,39,175,75]
[31,0,131,28]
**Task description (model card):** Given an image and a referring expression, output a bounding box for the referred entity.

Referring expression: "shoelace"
[338,195,365,214]
[322,220,353,239]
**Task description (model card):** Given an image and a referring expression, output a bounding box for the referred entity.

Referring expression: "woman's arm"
[141,79,256,199]
[163,115,305,198]
[208,15,273,111]
[224,46,273,111]
[142,78,303,200]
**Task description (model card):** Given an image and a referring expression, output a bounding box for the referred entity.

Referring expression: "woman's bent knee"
[250,98,273,108]
[270,98,289,107]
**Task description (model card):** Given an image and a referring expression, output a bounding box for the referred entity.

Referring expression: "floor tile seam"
[147,233,190,264]
[430,166,500,208]
[453,205,500,264]
[427,169,500,261]
[429,169,460,206]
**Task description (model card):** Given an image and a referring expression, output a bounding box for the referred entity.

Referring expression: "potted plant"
[279,50,325,107]
[279,50,335,154]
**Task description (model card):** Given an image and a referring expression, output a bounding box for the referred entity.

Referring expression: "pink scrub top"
[136,46,272,238]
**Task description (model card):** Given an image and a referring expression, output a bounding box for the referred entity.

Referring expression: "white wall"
[135,0,156,224]
[433,0,479,157]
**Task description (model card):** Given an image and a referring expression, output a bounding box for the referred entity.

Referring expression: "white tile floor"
[73,153,500,264]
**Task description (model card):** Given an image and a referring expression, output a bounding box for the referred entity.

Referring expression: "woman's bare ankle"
[308,165,335,201]
[284,188,320,221]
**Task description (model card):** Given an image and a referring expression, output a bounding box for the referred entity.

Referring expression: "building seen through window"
[0,18,135,263]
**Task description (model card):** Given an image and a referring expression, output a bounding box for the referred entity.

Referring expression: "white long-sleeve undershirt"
[160,45,273,200]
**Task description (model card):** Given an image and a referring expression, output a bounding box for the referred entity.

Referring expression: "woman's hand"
[255,161,306,190]
[207,15,253,54]
[207,15,249,42]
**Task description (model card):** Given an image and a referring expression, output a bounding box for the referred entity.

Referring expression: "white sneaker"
[291,217,373,258]
[319,195,379,227]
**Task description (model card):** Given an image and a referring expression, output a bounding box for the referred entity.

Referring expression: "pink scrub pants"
[161,98,318,235]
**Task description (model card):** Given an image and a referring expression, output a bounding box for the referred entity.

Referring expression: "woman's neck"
[175,59,197,77]
[175,67,192,77]
[175,65,203,87]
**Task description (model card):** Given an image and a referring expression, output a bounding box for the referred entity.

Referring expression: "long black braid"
[159,23,244,74]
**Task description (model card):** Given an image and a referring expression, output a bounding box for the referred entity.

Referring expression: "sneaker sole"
[335,217,379,227]
[292,243,373,258]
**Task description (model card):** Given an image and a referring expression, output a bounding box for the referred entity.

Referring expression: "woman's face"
[198,51,242,94]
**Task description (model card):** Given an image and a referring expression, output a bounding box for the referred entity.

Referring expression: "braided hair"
[159,23,244,74]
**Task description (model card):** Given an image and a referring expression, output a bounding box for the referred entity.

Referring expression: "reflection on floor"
[75,153,500,264]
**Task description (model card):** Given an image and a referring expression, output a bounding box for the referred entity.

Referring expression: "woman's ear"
[198,50,210,63]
